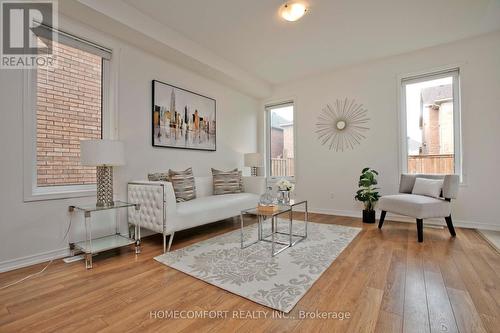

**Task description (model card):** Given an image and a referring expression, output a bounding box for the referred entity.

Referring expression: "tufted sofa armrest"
[242,176,266,195]
[127,181,177,234]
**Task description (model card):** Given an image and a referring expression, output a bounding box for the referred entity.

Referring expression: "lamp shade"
[244,153,263,167]
[80,139,125,166]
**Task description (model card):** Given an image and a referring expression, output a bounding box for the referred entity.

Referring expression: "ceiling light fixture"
[280,2,308,22]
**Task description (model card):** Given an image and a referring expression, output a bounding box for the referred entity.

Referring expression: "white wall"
[0,18,259,271]
[263,31,500,230]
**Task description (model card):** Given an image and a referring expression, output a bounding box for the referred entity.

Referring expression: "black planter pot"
[362,209,376,224]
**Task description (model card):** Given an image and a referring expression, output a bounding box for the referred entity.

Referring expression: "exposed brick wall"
[36,40,102,186]
[422,106,440,155]
[270,127,284,158]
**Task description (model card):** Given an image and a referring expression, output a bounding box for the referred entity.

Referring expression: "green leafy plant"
[354,167,380,211]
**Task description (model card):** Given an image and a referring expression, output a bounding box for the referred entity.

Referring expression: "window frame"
[265,101,296,183]
[399,68,462,180]
[22,29,113,202]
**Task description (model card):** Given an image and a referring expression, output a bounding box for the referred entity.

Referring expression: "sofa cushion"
[194,176,213,198]
[168,167,196,202]
[412,178,443,198]
[378,194,451,219]
[212,168,243,195]
[148,172,168,182]
[175,192,259,230]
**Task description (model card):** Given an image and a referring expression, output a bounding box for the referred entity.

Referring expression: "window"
[400,69,461,177]
[266,102,295,179]
[36,39,102,187]
[24,25,112,200]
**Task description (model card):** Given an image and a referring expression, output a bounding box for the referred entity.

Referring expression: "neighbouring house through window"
[36,39,103,186]
[266,102,295,179]
[24,25,112,200]
[401,69,461,177]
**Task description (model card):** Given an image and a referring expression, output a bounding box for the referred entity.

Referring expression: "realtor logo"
[1,0,57,68]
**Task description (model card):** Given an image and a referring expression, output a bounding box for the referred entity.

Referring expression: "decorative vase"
[362,209,376,224]
[260,187,275,205]
[278,190,290,204]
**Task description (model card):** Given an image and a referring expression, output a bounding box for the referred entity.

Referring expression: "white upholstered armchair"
[378,174,459,242]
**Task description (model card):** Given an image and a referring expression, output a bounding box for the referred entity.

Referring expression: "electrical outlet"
[330,193,335,199]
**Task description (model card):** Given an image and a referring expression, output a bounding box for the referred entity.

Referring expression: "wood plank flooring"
[0,214,499,332]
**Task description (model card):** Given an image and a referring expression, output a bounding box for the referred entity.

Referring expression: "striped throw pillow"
[212,168,244,195]
[168,168,196,202]
[147,172,169,182]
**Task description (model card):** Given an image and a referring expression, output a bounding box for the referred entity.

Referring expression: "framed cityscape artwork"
[152,80,216,151]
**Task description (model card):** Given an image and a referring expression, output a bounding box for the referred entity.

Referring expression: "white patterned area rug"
[154,221,361,313]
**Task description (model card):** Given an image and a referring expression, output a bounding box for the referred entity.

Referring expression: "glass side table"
[240,200,308,256]
[68,201,141,269]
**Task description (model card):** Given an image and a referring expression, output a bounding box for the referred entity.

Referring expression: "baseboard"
[476,230,500,254]
[301,207,500,231]
[0,247,70,273]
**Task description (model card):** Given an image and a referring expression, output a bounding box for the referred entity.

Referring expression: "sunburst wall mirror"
[315,98,370,152]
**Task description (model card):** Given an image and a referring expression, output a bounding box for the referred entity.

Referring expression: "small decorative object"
[152,80,216,151]
[315,98,370,152]
[259,186,276,206]
[244,153,263,176]
[276,178,295,203]
[80,140,125,207]
[354,168,380,223]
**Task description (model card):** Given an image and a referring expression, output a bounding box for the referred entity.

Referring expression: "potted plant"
[354,168,380,223]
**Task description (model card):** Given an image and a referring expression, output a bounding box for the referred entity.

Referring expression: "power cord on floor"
[0,214,73,290]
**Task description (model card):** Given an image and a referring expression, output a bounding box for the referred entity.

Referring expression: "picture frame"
[152,80,216,151]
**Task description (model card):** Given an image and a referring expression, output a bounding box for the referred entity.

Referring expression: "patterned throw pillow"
[147,172,169,182]
[168,168,196,202]
[212,168,244,195]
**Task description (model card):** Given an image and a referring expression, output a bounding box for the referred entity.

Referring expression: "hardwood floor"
[1,214,499,332]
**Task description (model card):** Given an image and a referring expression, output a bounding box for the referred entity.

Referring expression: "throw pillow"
[212,168,243,195]
[168,167,196,202]
[148,172,169,182]
[412,178,443,198]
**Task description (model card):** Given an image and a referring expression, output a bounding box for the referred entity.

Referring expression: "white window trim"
[398,67,463,182]
[265,100,297,184]
[22,38,116,202]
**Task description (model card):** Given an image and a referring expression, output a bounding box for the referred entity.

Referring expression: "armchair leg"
[378,211,387,229]
[167,232,175,252]
[445,215,456,237]
[163,233,166,253]
[416,219,423,242]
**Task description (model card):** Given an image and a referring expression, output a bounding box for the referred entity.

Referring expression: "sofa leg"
[378,211,387,229]
[445,215,456,237]
[163,233,166,253]
[167,232,175,252]
[416,219,423,242]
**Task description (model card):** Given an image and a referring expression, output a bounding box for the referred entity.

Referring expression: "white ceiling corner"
[122,0,500,85]
[71,0,271,98]
[71,0,500,97]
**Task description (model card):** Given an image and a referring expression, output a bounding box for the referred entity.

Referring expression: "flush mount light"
[280,2,308,22]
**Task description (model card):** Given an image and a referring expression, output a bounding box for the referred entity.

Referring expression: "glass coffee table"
[240,200,308,256]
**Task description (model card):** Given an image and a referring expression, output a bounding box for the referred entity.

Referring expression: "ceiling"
[121,0,500,85]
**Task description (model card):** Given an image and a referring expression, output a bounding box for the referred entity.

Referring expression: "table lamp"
[244,153,263,176]
[80,139,125,207]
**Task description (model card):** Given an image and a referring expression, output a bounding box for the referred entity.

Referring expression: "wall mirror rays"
[315,98,370,152]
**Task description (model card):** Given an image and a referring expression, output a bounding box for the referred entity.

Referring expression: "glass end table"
[69,201,141,269]
[240,200,308,256]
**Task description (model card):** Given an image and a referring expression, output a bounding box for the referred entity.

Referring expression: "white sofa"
[128,176,266,252]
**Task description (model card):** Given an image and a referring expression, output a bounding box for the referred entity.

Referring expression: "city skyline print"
[152,80,216,151]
